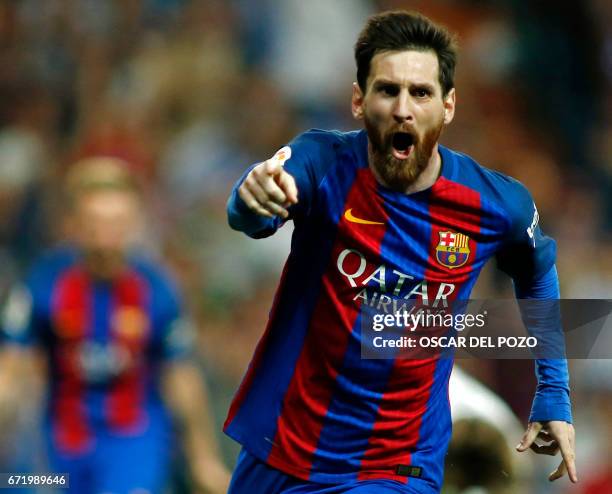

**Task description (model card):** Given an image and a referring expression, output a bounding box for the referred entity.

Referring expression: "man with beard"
[224,11,576,494]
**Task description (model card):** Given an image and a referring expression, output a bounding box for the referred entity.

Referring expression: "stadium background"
[0,0,609,492]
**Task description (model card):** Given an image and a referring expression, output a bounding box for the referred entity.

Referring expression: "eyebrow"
[371,79,436,92]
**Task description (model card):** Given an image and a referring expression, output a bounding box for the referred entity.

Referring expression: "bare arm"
[161,360,230,494]
[0,346,45,427]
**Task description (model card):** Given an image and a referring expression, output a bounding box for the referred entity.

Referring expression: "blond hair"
[64,157,139,207]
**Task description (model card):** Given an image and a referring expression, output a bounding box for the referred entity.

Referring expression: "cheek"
[81,215,135,248]
[106,216,136,242]
[421,104,445,125]
[73,215,93,239]
[364,97,390,122]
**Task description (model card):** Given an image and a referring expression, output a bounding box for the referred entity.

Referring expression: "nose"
[392,89,414,123]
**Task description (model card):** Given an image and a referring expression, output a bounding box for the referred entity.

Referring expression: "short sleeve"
[496,184,556,282]
[149,269,195,361]
[160,315,196,361]
[1,249,77,347]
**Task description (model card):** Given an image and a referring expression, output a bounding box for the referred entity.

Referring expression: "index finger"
[557,430,578,483]
[517,422,542,452]
[277,170,298,205]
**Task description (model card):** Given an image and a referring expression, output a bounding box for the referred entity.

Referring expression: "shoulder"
[7,247,78,321]
[290,128,361,148]
[128,252,181,302]
[441,146,536,225]
[442,146,532,202]
[280,129,366,201]
[287,128,364,164]
[26,246,79,287]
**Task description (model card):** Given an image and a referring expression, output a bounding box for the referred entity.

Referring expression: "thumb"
[517,422,542,452]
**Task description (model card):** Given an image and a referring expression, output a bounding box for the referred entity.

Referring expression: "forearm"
[163,361,222,459]
[513,265,572,423]
[163,360,230,493]
[0,347,44,423]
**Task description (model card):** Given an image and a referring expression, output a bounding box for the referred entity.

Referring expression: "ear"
[443,88,456,125]
[352,82,365,120]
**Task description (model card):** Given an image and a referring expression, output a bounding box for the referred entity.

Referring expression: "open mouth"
[391,132,415,159]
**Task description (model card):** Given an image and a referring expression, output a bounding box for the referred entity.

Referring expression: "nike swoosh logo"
[344,208,384,226]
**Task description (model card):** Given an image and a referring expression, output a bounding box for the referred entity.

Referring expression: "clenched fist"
[238,148,298,219]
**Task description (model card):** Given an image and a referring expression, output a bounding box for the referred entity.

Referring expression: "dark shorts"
[228,449,427,494]
[45,416,171,494]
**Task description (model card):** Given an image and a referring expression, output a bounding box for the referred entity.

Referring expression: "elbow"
[227,208,261,236]
[227,209,242,232]
[226,195,246,232]
[226,197,276,238]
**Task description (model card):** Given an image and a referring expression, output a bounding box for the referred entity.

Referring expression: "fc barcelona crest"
[435,231,471,269]
[112,306,149,341]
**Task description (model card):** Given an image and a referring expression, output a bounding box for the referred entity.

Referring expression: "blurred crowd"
[0,0,610,493]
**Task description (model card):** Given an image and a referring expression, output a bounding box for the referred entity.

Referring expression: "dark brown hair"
[355,11,457,96]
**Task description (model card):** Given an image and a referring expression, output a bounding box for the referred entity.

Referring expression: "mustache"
[384,126,418,143]
[381,130,417,154]
[391,124,417,134]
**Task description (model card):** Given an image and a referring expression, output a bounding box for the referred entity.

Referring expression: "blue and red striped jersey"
[1,248,192,455]
[224,129,571,492]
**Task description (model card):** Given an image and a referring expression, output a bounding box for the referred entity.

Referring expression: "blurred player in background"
[444,366,529,494]
[0,157,229,494]
[225,10,576,494]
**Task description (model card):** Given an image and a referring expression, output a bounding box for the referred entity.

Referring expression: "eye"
[412,87,431,98]
[378,84,399,97]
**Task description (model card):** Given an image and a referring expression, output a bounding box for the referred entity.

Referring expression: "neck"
[405,143,442,194]
[83,252,126,281]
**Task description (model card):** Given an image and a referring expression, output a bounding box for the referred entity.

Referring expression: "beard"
[84,249,125,280]
[364,113,444,192]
